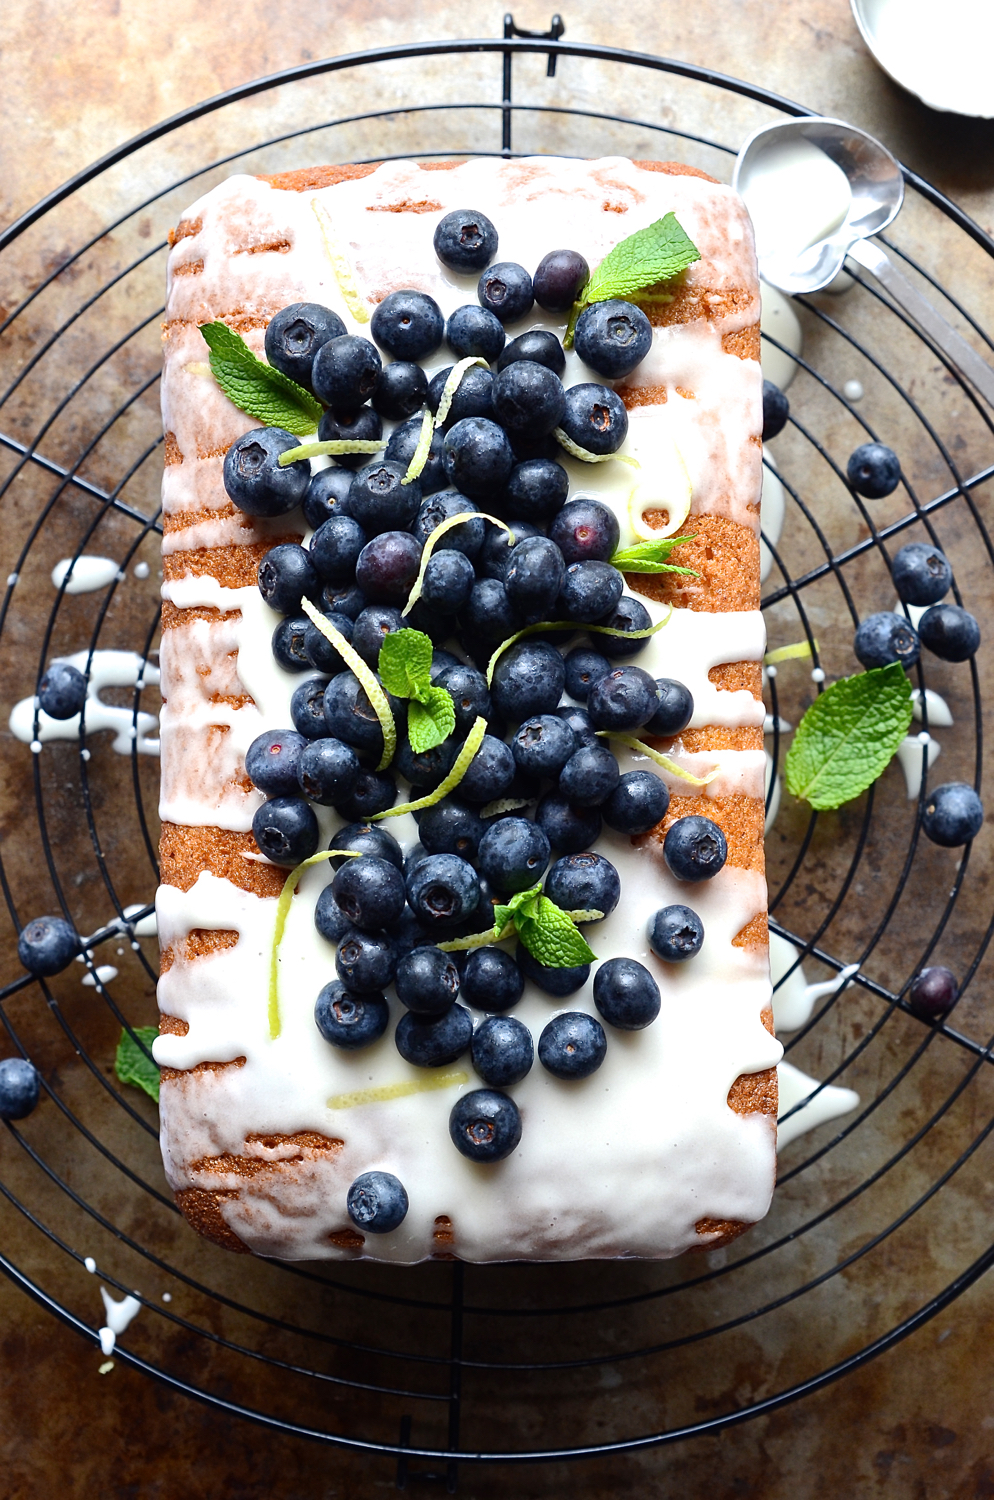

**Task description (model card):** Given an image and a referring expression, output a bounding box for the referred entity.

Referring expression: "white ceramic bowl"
[851,0,994,118]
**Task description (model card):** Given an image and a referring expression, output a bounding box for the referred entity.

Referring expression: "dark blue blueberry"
[598,595,653,658]
[406,854,479,929]
[443,417,515,501]
[918,604,980,662]
[314,982,389,1049]
[762,380,789,441]
[421,549,475,613]
[503,458,569,523]
[461,947,524,1012]
[449,1087,522,1161]
[471,1015,533,1086]
[458,736,516,804]
[17,916,78,976]
[558,745,620,807]
[538,1011,605,1076]
[38,662,86,720]
[549,499,620,565]
[335,927,397,993]
[648,903,704,962]
[265,302,345,389]
[587,665,660,732]
[554,704,599,750]
[297,736,360,805]
[395,734,457,791]
[511,714,577,779]
[478,519,543,581]
[396,1002,473,1066]
[664,815,727,882]
[564,647,610,701]
[558,383,629,456]
[593,958,660,1030]
[322,671,396,762]
[355,531,422,604]
[518,943,592,996]
[492,361,566,439]
[504,536,566,624]
[490,641,567,721]
[310,515,367,584]
[435,664,491,737]
[412,491,486,559]
[922,783,985,846]
[430,648,462,681]
[434,208,498,272]
[311,335,382,412]
[347,1170,409,1232]
[252,796,319,866]
[348,461,421,536]
[314,886,353,945]
[574,299,652,378]
[317,403,383,470]
[427,365,494,428]
[223,427,310,517]
[848,441,901,498]
[545,851,620,921]
[351,604,404,668]
[854,612,920,671]
[395,945,461,1016]
[391,907,433,956]
[478,817,551,894]
[534,792,602,854]
[478,261,533,324]
[329,822,404,871]
[290,676,331,739]
[271,615,312,672]
[418,800,486,859]
[246,728,307,796]
[560,561,624,624]
[907,966,959,1019]
[508,430,561,464]
[533,248,590,313]
[385,417,447,496]
[0,1058,40,1119]
[892,542,952,606]
[303,467,355,530]
[459,578,518,654]
[644,678,694,737]
[603,770,669,836]
[304,610,355,675]
[372,360,429,421]
[497,329,566,376]
[446,302,506,362]
[335,768,397,821]
[371,289,444,361]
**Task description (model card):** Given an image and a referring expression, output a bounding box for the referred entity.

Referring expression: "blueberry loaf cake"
[155,156,781,1262]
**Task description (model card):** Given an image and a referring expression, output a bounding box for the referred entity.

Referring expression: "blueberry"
[761,380,789,441]
[444,417,515,500]
[848,441,901,498]
[335,928,397,993]
[533,248,590,313]
[421,550,475,613]
[309,515,366,585]
[303,467,355,530]
[335,769,397,821]
[297,737,360,805]
[449,1087,522,1161]
[323,672,395,761]
[504,536,566,623]
[574,299,652,379]
[434,208,498,272]
[329,821,404,871]
[258,543,319,616]
[503,458,569,523]
[603,770,669,835]
[460,578,518,653]
[246,728,307,796]
[559,745,620,808]
[593,957,660,1030]
[446,303,506,362]
[412,492,487,559]
[598,595,653,658]
[430,649,463,682]
[587,665,660,732]
[891,542,953,606]
[511,714,577,779]
[271,615,312,672]
[314,886,353,945]
[395,734,457,791]
[497,329,566,376]
[427,365,494,428]
[644,678,694,737]
[321,581,366,621]
[918,603,980,662]
[418,799,486,859]
[406,854,479,929]
[922,782,984,846]
[351,604,404,668]
[478,817,551,893]
[477,520,543,581]
[477,261,533,324]
[265,302,346,389]
[492,361,566,439]
[534,792,602,854]
[558,383,629,456]
[459,948,523,1015]
[549,498,620,565]
[317,404,384,471]
[371,289,444,361]
[538,1012,606,1077]
[471,1015,533,1086]
[853,612,920,670]
[907,965,959,1018]
[311,335,382,412]
[563,648,610,702]
[252,796,319,865]
[0,1058,40,1119]
[664,816,727,881]
[290,676,331,739]
[436,664,492,736]
[372,360,429,421]
[385,417,447,496]
[395,945,461,1016]
[304,611,355,675]
[545,851,620,921]
[17,916,78,976]
[355,531,422,604]
[648,903,704,961]
[554,704,599,750]
[491,641,567,720]
[348,461,421,535]
[396,1003,473,1066]
[223,428,311,516]
[459,736,516,804]
[347,1170,409,1233]
[508,430,561,464]
[38,662,86,720]
[315,982,389,1049]
[559,562,624,626]
[516,942,590,996]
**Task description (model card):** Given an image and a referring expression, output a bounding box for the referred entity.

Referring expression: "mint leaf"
[585,214,701,304]
[408,688,456,753]
[493,885,543,934]
[200,321,323,436]
[610,535,699,576]
[784,663,913,811]
[378,629,433,699]
[517,895,597,968]
[115,1025,160,1103]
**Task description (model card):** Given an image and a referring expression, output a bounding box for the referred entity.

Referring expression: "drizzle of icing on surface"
[52,556,121,594]
[777,1059,859,1150]
[98,1287,142,1357]
[9,650,159,756]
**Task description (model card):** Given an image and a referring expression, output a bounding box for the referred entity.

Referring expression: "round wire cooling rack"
[2,18,994,1484]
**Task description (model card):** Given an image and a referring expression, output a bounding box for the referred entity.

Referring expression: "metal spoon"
[732,117,994,408]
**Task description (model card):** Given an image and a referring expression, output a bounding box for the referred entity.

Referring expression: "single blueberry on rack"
[648,903,705,961]
[395,946,461,1016]
[17,916,78,976]
[478,261,534,324]
[922,783,985,846]
[663,817,727,882]
[223,428,311,516]
[314,982,389,1049]
[460,946,524,1012]
[853,612,920,670]
[847,441,901,498]
[471,1015,534,1087]
[371,289,444,361]
[0,1058,40,1119]
[38,662,87,720]
[891,542,952,606]
[246,729,307,797]
[257,543,319,615]
[264,302,345,388]
[251,797,319,866]
[311,335,382,412]
[347,1170,409,1233]
[573,299,652,378]
[593,958,661,1030]
[761,380,789,441]
[533,248,590,312]
[395,1004,473,1067]
[449,1088,522,1162]
[907,966,959,1018]
[434,208,498,272]
[917,604,980,662]
[603,770,669,836]
[538,1012,607,1078]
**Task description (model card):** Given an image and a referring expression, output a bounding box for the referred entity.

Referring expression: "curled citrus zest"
[485,610,671,686]
[278,439,383,467]
[438,920,516,953]
[300,597,396,771]
[553,427,640,467]
[479,795,534,819]
[402,509,512,618]
[565,909,605,923]
[434,356,489,428]
[371,715,488,820]
[764,638,819,665]
[402,409,434,485]
[598,730,719,786]
[268,849,359,1040]
[312,199,370,322]
[328,1070,469,1110]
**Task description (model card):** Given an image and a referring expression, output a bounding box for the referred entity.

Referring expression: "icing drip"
[51,556,121,594]
[9,650,159,756]
[98,1286,141,1357]
[777,1060,859,1150]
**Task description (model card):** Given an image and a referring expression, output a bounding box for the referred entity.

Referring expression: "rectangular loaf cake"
[154,155,781,1262]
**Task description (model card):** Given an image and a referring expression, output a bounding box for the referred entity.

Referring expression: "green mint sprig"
[564,213,701,346]
[784,662,913,811]
[115,1025,160,1103]
[200,321,324,435]
[377,629,456,754]
[610,535,699,576]
[439,884,598,968]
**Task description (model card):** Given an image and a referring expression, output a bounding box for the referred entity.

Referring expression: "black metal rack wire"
[1,18,994,1488]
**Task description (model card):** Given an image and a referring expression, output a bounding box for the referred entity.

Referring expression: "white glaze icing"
[896,732,941,798]
[759,282,802,391]
[769,931,859,1033]
[51,556,121,594]
[776,1060,859,1151]
[9,650,159,756]
[98,1287,141,1357]
[911,688,954,727]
